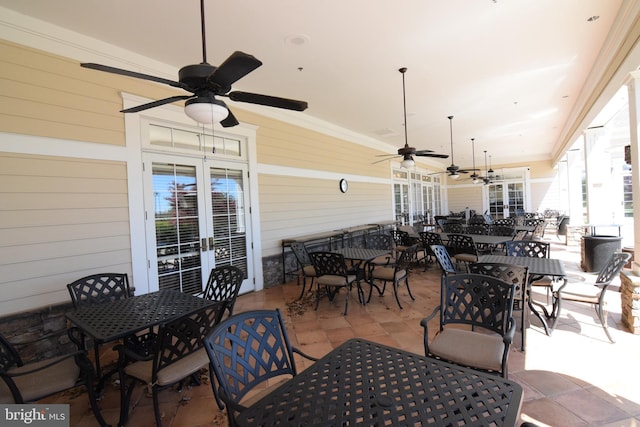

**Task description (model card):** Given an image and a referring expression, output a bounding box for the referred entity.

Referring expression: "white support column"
[626,71,640,273]
[584,126,614,225]
[566,139,584,225]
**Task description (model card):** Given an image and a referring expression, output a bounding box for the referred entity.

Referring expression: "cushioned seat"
[428,328,505,372]
[421,273,516,378]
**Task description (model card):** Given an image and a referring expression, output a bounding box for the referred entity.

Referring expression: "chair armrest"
[503,316,516,345]
[420,305,441,355]
[420,306,441,329]
[1,351,84,378]
[292,346,319,362]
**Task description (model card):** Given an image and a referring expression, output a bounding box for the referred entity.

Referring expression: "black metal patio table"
[66,289,219,389]
[479,254,567,347]
[235,338,523,426]
[439,232,513,247]
[331,247,393,302]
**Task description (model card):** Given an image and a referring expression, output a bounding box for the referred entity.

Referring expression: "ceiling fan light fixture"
[450,172,459,180]
[184,98,229,124]
[401,157,415,168]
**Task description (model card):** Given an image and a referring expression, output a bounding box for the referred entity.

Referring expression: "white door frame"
[123,93,262,295]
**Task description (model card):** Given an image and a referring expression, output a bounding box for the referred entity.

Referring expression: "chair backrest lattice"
[396,244,418,271]
[468,262,528,306]
[440,274,515,336]
[390,230,413,247]
[446,234,477,256]
[491,226,516,237]
[430,244,457,275]
[309,252,350,277]
[153,304,225,377]
[442,223,464,234]
[596,252,631,285]
[290,242,313,267]
[505,240,549,258]
[67,273,131,308]
[204,309,298,408]
[364,234,393,251]
[201,266,245,317]
[466,225,489,235]
[419,232,443,256]
[494,218,515,226]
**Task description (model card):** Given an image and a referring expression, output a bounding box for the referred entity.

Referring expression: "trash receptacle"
[581,235,622,272]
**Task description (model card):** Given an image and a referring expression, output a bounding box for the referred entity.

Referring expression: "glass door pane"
[507,183,524,218]
[487,183,505,219]
[152,163,203,294]
[210,167,248,275]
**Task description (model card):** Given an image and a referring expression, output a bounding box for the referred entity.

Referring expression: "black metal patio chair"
[67,272,132,380]
[198,265,245,317]
[0,327,109,426]
[309,251,362,315]
[420,273,516,378]
[204,309,318,427]
[556,252,630,342]
[116,303,226,427]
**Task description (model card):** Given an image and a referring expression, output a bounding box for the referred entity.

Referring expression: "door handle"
[209,237,215,249]
[201,238,208,252]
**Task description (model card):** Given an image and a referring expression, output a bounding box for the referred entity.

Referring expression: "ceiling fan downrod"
[400,67,409,149]
[200,0,207,63]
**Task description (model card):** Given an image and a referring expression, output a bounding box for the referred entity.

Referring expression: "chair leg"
[298,274,307,299]
[77,355,109,427]
[93,343,102,383]
[393,280,403,310]
[152,388,163,427]
[119,376,137,427]
[343,285,350,315]
[596,304,615,343]
[404,277,415,301]
[314,284,321,311]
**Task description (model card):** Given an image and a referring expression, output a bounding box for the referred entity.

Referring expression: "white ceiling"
[1,0,634,170]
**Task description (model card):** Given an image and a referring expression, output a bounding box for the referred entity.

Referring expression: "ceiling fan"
[373,68,448,167]
[80,0,307,127]
[430,115,478,179]
[480,150,500,185]
[468,138,481,184]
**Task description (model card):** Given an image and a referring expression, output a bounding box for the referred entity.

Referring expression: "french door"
[143,153,253,294]
[486,182,525,219]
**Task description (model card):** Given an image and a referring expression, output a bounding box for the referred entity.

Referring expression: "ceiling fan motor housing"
[179,63,217,89]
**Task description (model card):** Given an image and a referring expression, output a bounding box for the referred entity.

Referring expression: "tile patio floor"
[51,233,640,426]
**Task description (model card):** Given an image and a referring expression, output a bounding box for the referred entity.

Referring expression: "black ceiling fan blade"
[208,51,263,92]
[220,109,240,128]
[228,91,308,111]
[81,63,188,90]
[372,155,401,165]
[415,152,450,159]
[120,95,194,113]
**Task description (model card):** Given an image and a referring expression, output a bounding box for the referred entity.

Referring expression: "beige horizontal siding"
[0,152,131,314]
[239,110,392,179]
[1,39,181,145]
[258,174,392,256]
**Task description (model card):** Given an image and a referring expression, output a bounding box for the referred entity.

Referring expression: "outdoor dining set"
[0,219,630,427]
